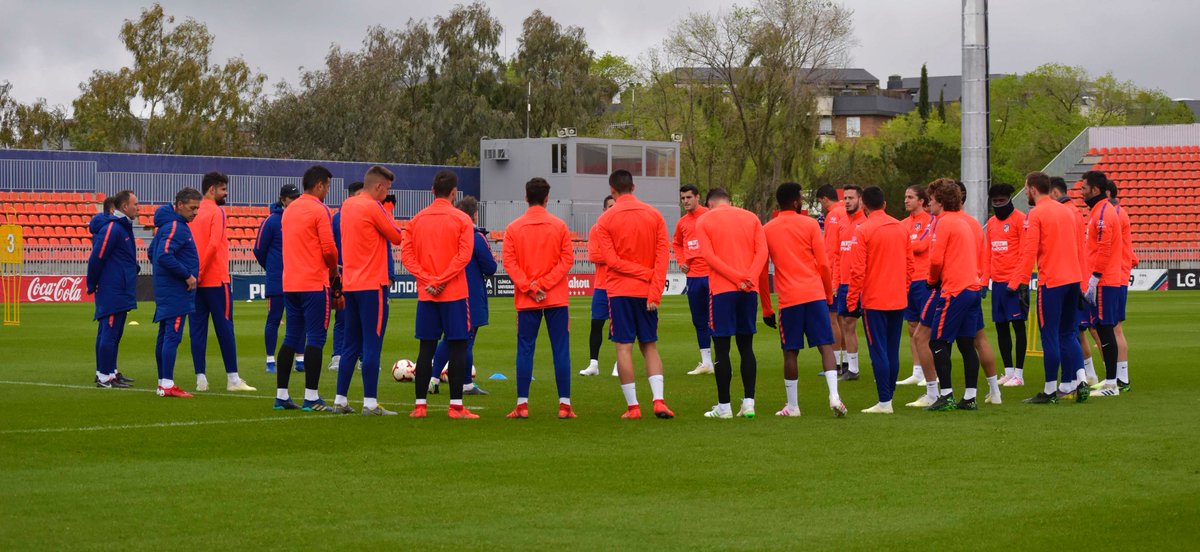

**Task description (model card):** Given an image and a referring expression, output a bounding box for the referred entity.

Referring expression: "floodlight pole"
[962,0,990,223]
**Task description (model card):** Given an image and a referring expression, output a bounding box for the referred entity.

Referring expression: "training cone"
[127,320,139,326]
[489,373,508,381]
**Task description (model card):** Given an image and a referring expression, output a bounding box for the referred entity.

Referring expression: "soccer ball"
[439,364,478,382]
[392,359,416,382]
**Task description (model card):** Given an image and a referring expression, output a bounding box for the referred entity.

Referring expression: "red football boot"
[506,403,530,419]
[558,403,576,419]
[653,399,675,419]
[409,404,428,418]
[620,405,642,419]
[157,386,193,398]
[448,404,479,419]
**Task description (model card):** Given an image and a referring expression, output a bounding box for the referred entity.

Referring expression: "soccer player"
[329,166,405,415]
[1080,172,1125,397]
[188,172,255,392]
[328,181,365,373]
[1104,182,1135,392]
[923,179,987,411]
[898,185,934,386]
[431,196,496,395]
[845,186,913,414]
[815,184,847,373]
[580,195,616,377]
[758,182,845,417]
[592,169,675,419]
[502,178,576,419]
[150,188,202,398]
[985,184,1029,387]
[253,184,302,374]
[955,181,1003,404]
[834,185,867,380]
[274,165,341,412]
[87,189,139,388]
[401,170,478,419]
[673,183,715,375]
[1007,172,1089,404]
[1049,176,1098,387]
[696,188,768,419]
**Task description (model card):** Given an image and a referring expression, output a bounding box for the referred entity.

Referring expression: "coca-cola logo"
[26,276,85,303]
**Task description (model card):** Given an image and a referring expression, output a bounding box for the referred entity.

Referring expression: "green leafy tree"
[514,11,616,139]
[936,88,945,121]
[917,63,930,121]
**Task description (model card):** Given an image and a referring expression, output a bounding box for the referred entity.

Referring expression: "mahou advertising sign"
[22,276,93,303]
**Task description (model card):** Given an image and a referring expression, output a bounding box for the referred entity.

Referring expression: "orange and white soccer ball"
[392,359,416,382]
[439,364,478,382]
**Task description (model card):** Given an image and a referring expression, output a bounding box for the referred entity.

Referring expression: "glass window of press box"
[611,145,643,176]
[645,146,676,177]
[576,143,608,175]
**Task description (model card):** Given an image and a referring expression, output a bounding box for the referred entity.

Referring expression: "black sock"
[414,339,437,401]
[589,319,605,361]
[1095,324,1119,380]
[995,322,1014,368]
[447,339,467,401]
[276,344,295,392]
[956,336,979,393]
[1013,321,1027,369]
[735,333,756,400]
[931,339,952,391]
[303,345,322,392]
[713,336,732,405]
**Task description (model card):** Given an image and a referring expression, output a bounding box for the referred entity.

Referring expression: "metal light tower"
[962,0,990,223]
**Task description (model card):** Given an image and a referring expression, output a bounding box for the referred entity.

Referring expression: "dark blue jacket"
[86,213,139,320]
[467,227,496,327]
[253,202,285,296]
[149,205,200,323]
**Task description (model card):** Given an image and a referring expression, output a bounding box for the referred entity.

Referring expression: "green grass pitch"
[2,293,1198,550]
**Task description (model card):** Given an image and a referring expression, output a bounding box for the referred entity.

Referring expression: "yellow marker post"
[1025,278,1042,357]
[1,223,23,326]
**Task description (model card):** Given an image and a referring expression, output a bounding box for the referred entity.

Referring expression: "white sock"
[276,388,289,400]
[987,375,999,395]
[700,348,713,366]
[939,387,953,397]
[463,383,476,391]
[879,400,892,409]
[835,350,843,364]
[1117,361,1129,382]
[560,397,571,405]
[430,376,440,386]
[742,398,755,410]
[304,388,319,401]
[416,398,427,405]
[588,359,598,367]
[296,354,305,363]
[266,355,275,363]
[717,403,732,414]
[450,399,462,406]
[1004,367,1014,377]
[162,379,174,388]
[1058,382,1074,393]
[1075,368,1086,384]
[912,365,923,378]
[621,383,638,406]
[847,352,859,373]
[1104,378,1116,386]
[196,373,208,386]
[334,394,348,406]
[784,379,799,407]
[158,379,165,387]
[1015,368,1024,379]
[925,380,939,399]
[227,372,240,385]
[363,397,378,410]
[1044,381,1057,394]
[517,397,529,405]
[648,374,664,401]
[824,370,840,401]
[1083,358,1097,380]
[964,388,977,400]
[96,371,113,382]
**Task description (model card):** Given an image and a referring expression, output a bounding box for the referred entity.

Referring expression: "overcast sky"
[3,0,1198,110]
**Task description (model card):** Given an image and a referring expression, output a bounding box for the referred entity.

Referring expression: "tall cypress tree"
[918,63,930,121]
[936,88,946,121]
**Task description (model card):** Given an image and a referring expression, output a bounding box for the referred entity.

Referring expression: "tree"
[0,82,17,147]
[70,3,265,155]
[917,63,930,121]
[0,82,72,150]
[668,0,855,218]
[936,88,945,121]
[514,11,616,138]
